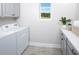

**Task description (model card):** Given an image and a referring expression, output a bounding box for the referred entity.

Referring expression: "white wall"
[17,3,76,46]
[76,3,79,20]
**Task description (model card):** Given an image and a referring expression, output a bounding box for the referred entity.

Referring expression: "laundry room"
[0,0,79,56]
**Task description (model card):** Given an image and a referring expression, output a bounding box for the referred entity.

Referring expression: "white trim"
[29,41,61,48]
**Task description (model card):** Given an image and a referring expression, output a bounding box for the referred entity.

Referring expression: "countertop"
[0,26,28,39]
[61,29,79,54]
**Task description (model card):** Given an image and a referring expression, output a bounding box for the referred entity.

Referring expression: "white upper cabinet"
[0,3,20,18]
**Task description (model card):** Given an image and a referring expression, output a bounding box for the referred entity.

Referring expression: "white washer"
[0,23,29,54]
[0,28,17,55]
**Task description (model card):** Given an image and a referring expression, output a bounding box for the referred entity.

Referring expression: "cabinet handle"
[61,33,63,35]
[12,14,15,16]
[71,49,77,55]
[61,38,63,40]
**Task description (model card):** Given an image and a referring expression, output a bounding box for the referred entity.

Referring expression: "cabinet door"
[67,40,78,55]
[3,3,14,17]
[63,37,67,55]
[61,33,64,52]
[0,33,17,55]
[0,3,2,16]
[66,45,73,55]
[13,3,20,17]
[2,3,20,17]
[61,32,67,55]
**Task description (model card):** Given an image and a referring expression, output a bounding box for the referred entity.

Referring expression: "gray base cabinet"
[61,30,79,55]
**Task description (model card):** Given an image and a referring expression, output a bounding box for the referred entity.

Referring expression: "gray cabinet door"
[61,32,67,55]
[13,3,20,17]
[67,40,78,55]
[0,4,2,16]
[2,3,20,17]
[63,37,67,55]
[66,44,73,55]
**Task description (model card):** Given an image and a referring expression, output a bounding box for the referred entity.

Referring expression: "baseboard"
[29,41,61,48]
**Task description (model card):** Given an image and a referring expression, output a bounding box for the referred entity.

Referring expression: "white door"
[0,33,17,55]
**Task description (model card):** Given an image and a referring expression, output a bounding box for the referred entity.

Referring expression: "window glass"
[40,3,51,20]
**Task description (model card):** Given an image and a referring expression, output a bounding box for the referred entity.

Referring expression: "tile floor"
[23,46,62,55]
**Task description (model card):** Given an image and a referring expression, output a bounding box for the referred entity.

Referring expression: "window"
[40,3,51,21]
